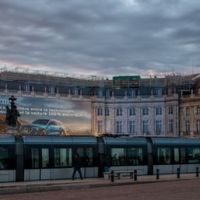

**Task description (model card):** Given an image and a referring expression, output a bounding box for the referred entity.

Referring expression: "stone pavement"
[1,179,200,200]
[0,173,199,195]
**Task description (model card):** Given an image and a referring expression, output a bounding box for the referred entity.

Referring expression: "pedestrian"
[72,153,83,180]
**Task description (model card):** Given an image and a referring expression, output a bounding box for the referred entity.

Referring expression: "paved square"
[0,179,200,200]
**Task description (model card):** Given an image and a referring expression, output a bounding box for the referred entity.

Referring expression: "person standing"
[72,153,83,180]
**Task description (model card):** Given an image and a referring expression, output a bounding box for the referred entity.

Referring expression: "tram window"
[174,148,179,164]
[180,148,186,164]
[157,147,171,164]
[76,148,84,166]
[76,148,84,157]
[0,147,9,169]
[111,148,126,166]
[54,148,72,167]
[187,148,200,164]
[31,148,39,168]
[127,148,143,165]
[42,148,49,168]
[85,148,93,166]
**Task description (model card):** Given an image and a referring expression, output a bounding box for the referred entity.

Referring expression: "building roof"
[22,135,97,145]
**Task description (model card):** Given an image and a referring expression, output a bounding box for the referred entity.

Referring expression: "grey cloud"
[0,0,200,76]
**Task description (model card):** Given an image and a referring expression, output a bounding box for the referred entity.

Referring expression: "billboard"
[0,95,91,135]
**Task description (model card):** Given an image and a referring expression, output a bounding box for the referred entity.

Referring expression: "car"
[20,119,66,135]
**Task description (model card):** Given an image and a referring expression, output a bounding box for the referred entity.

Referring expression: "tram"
[0,135,16,182]
[151,137,200,174]
[0,135,200,182]
[23,135,98,181]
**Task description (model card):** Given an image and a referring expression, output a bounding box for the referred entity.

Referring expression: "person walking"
[72,153,83,180]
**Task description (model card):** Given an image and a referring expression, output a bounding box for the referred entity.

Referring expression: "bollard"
[177,168,180,179]
[134,169,137,181]
[196,167,199,178]
[130,172,133,179]
[117,172,120,179]
[156,169,159,180]
[111,170,114,182]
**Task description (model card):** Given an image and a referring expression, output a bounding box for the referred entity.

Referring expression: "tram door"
[75,147,96,178]
[97,137,105,177]
[16,137,24,181]
[75,147,85,176]
[147,138,153,175]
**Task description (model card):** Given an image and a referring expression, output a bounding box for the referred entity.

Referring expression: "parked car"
[20,119,66,135]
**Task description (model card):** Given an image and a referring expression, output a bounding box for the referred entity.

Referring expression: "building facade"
[0,69,200,137]
[92,94,179,137]
[180,91,200,137]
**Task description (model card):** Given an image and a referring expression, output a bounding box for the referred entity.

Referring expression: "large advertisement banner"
[0,95,91,135]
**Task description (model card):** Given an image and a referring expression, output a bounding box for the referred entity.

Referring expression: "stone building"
[92,74,200,137]
[92,92,179,137]
[179,75,200,137]
[0,69,200,137]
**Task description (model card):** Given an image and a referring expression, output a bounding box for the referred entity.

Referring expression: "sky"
[0,0,200,77]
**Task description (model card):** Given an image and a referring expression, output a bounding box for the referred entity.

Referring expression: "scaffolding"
[0,66,199,93]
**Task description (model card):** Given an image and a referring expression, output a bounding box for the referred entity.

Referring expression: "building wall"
[180,92,200,137]
[92,94,179,136]
[1,71,200,137]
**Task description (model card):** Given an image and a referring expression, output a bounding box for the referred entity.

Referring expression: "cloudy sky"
[0,0,200,77]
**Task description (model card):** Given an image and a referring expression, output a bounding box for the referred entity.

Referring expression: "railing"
[1,88,197,101]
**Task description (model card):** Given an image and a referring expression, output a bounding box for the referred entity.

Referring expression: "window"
[187,148,200,164]
[154,88,162,96]
[169,119,173,133]
[128,120,135,134]
[142,120,149,134]
[156,107,162,115]
[76,147,84,165]
[174,148,179,164]
[157,147,171,164]
[31,148,39,168]
[42,148,49,168]
[186,107,190,116]
[105,107,109,116]
[180,148,186,164]
[0,147,9,169]
[97,89,103,97]
[172,147,187,165]
[142,107,149,115]
[25,85,29,92]
[85,148,94,166]
[32,119,49,125]
[168,106,173,114]
[185,120,190,134]
[130,89,136,97]
[197,120,200,133]
[116,108,122,116]
[116,121,122,134]
[97,120,102,133]
[106,89,111,98]
[49,121,57,126]
[54,148,72,167]
[197,106,200,115]
[50,86,55,95]
[155,120,162,135]
[127,148,143,165]
[129,107,135,116]
[97,107,103,116]
[111,148,125,166]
